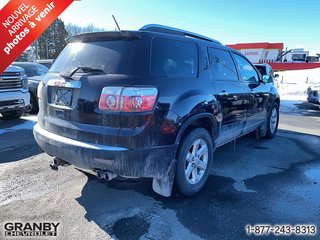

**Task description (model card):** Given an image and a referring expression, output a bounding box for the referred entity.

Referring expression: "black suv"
[33,25,280,197]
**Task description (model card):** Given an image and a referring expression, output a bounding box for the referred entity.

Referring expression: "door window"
[233,54,259,82]
[208,48,238,81]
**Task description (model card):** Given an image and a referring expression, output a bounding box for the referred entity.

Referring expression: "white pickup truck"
[0,65,30,120]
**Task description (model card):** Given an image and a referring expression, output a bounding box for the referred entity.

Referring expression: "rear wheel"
[1,110,24,120]
[175,128,213,196]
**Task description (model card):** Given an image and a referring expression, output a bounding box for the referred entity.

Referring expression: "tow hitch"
[50,158,70,170]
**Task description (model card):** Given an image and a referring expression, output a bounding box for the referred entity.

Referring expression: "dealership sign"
[240,49,264,63]
[3,222,60,237]
[0,0,74,73]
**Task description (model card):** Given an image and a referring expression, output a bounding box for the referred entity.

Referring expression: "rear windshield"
[50,41,135,74]
[151,38,198,77]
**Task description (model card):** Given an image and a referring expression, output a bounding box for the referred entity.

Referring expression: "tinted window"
[208,48,238,81]
[35,65,49,76]
[50,41,135,74]
[233,54,259,82]
[151,38,198,77]
[13,64,48,77]
[255,65,267,75]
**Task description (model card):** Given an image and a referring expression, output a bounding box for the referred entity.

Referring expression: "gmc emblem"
[53,80,66,87]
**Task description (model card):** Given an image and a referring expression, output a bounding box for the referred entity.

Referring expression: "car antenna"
[112,15,121,30]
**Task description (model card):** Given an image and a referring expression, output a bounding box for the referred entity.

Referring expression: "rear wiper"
[59,67,105,78]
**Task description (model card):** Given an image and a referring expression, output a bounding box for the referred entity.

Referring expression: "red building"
[227,42,320,71]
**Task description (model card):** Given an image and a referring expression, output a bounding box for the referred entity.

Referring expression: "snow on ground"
[277,68,320,85]
[276,68,320,111]
[278,83,306,111]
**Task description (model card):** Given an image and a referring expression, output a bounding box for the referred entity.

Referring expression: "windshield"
[50,41,135,74]
[25,65,49,77]
[12,64,49,77]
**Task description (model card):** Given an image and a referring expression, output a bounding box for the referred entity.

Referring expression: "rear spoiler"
[66,31,141,43]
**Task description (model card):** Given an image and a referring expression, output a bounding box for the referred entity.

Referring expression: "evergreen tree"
[15,47,35,62]
[65,23,106,36]
[36,18,68,59]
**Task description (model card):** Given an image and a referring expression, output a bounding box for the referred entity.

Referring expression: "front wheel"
[175,128,213,196]
[266,102,279,138]
[25,94,38,114]
[1,110,24,120]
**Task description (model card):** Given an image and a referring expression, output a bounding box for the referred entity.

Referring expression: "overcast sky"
[2,0,320,54]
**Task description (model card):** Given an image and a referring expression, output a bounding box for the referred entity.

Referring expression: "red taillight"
[121,87,158,112]
[98,87,158,112]
[98,87,122,111]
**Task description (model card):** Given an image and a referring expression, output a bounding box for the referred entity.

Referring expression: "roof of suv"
[140,24,221,44]
[67,24,222,45]
[254,63,272,67]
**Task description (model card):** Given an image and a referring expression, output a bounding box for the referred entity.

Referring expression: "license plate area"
[51,87,73,107]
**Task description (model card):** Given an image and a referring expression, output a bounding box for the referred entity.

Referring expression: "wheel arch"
[174,113,218,146]
[268,97,280,115]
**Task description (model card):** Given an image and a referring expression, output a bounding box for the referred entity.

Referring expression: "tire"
[25,94,39,114]
[1,110,24,120]
[266,102,279,138]
[175,128,213,196]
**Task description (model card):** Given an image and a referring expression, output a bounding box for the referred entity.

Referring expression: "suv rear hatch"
[38,31,156,148]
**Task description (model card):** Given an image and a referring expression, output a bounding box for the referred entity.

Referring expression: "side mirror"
[262,75,273,84]
[274,73,279,78]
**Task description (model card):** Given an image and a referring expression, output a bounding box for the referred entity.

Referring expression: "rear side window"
[233,54,259,82]
[208,48,238,81]
[151,38,198,77]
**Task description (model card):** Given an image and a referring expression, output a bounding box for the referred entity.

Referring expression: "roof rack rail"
[140,24,221,44]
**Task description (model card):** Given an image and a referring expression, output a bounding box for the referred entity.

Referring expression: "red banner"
[0,0,74,73]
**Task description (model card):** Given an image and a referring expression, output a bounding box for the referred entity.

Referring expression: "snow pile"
[275,68,320,111]
[276,68,320,101]
[276,68,320,85]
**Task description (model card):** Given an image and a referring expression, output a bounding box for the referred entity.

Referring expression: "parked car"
[307,83,320,105]
[0,65,29,120]
[12,62,49,113]
[254,63,279,85]
[33,25,280,197]
[35,59,55,69]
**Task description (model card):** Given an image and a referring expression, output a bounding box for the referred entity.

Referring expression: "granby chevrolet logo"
[3,222,60,237]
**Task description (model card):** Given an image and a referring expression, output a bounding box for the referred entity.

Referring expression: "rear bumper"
[33,123,177,179]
